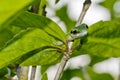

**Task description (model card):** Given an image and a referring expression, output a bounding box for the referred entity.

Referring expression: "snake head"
[70,23,88,39]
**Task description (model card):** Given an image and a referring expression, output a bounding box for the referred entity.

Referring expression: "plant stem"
[17,66,29,80]
[30,66,36,80]
[76,0,91,26]
[54,0,91,80]
[118,59,120,80]
[54,41,72,80]
[54,55,69,80]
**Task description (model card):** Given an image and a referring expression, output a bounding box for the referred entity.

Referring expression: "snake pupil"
[86,25,88,28]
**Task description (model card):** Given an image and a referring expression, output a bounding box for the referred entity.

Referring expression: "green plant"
[0,0,120,80]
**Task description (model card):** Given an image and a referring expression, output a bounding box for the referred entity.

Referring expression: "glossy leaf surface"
[73,19,120,58]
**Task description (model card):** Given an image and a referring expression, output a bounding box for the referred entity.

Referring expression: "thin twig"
[54,41,72,80]
[30,66,36,80]
[54,55,69,80]
[17,66,29,80]
[54,0,91,80]
[118,59,120,80]
[76,0,91,26]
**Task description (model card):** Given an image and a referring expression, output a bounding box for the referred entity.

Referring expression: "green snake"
[68,23,88,41]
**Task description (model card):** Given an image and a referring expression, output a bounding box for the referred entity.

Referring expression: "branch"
[54,54,69,80]
[118,60,120,80]
[76,0,91,26]
[54,0,91,80]
[30,66,36,80]
[17,66,29,80]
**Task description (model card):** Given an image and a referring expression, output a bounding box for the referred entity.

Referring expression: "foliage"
[56,6,76,32]
[55,0,60,4]
[0,0,33,28]
[99,0,120,19]
[0,0,120,79]
[41,73,48,80]
[61,67,113,80]
[73,19,120,57]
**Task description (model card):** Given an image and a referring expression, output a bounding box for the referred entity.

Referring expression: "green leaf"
[0,11,65,68]
[17,47,58,65]
[28,0,41,13]
[0,77,7,80]
[99,0,118,18]
[0,29,58,68]
[61,67,113,80]
[55,0,60,4]
[41,73,48,80]
[39,0,48,15]
[0,0,33,27]
[0,29,14,49]
[11,12,66,42]
[87,67,113,80]
[0,67,8,77]
[89,56,108,66]
[0,0,34,49]
[20,49,62,66]
[56,6,76,32]
[0,28,31,50]
[41,66,49,74]
[73,18,120,58]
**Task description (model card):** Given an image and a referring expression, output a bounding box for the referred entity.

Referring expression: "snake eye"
[86,24,88,29]
[71,30,77,34]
